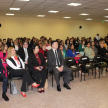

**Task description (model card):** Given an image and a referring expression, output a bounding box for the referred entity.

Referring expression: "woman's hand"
[36,67,42,71]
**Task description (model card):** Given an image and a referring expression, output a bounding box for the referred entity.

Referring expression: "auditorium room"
[0,0,108,108]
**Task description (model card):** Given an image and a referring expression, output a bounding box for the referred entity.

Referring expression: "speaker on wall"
[0,24,1,27]
[79,26,82,29]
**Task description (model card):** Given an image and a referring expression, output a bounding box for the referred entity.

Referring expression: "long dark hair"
[67,44,74,53]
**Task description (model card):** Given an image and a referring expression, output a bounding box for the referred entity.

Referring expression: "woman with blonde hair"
[6,47,40,97]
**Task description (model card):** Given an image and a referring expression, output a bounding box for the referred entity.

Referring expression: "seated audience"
[18,41,29,64]
[0,58,9,101]
[67,44,81,57]
[64,39,70,50]
[0,40,3,51]
[28,45,46,93]
[59,44,67,59]
[90,41,97,55]
[78,40,86,56]
[84,42,95,59]
[6,47,39,97]
[13,40,19,53]
[0,44,8,77]
[44,40,52,50]
[47,41,72,92]
[39,43,48,58]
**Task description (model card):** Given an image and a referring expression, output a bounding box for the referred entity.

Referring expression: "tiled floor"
[0,71,108,108]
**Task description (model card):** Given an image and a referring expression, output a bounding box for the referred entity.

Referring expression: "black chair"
[66,57,80,78]
[79,56,94,81]
[94,55,108,79]
[7,67,29,94]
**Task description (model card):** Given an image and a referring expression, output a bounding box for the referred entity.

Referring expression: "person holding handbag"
[6,47,40,97]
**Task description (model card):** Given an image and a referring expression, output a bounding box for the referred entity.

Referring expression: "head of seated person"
[23,41,28,49]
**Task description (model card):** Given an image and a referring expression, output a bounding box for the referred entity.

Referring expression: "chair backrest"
[75,50,80,55]
[66,57,76,67]
[79,56,89,64]
[94,55,103,63]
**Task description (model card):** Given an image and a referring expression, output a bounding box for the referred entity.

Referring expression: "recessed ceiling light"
[63,17,71,19]
[6,13,14,15]
[9,8,20,10]
[85,18,93,20]
[16,0,29,1]
[48,10,59,13]
[37,15,45,17]
[67,3,82,6]
[104,16,108,18]
[105,20,108,21]
[104,8,108,10]
[79,13,89,15]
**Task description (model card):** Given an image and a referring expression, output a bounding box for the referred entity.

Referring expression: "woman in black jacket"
[28,44,46,93]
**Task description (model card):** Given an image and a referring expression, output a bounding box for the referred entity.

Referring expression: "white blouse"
[6,56,25,70]
[15,45,18,51]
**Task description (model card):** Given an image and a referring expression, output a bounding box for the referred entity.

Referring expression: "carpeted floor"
[0,71,108,108]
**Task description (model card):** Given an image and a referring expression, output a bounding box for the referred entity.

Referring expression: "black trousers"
[0,73,8,93]
[53,67,72,85]
[12,69,34,92]
[32,69,46,88]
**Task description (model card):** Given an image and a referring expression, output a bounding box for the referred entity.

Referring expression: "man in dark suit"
[47,41,72,92]
[18,41,30,64]
[0,58,9,101]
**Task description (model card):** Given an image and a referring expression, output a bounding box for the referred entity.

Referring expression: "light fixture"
[85,18,93,20]
[104,8,108,10]
[105,20,108,21]
[6,13,14,15]
[67,3,82,6]
[9,8,20,10]
[48,10,59,13]
[104,16,108,18]
[16,0,29,1]
[63,17,71,19]
[37,15,45,17]
[79,13,89,15]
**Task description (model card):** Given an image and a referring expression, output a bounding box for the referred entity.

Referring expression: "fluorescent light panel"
[6,13,14,15]
[104,16,108,18]
[48,10,59,13]
[79,13,89,15]
[37,15,45,17]
[9,8,20,10]
[67,3,82,6]
[16,0,29,1]
[85,18,93,20]
[105,20,108,21]
[104,8,108,10]
[63,17,71,19]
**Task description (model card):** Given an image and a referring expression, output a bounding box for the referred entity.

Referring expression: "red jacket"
[39,48,48,58]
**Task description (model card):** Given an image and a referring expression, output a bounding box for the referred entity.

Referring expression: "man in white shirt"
[18,41,29,64]
[96,34,100,41]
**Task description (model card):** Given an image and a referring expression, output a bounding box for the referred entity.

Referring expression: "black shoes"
[57,85,61,92]
[2,93,9,101]
[63,83,71,90]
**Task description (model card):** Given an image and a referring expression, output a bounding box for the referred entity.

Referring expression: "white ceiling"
[0,0,108,21]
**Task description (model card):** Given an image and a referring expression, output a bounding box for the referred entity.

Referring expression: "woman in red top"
[39,43,48,58]
[28,44,46,93]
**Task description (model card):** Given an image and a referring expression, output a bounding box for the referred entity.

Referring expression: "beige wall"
[0,16,108,41]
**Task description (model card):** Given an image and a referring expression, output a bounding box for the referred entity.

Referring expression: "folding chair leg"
[80,72,82,82]
[99,69,100,79]
[75,71,76,78]
[78,71,79,77]
[95,68,96,79]
[84,73,85,81]
[10,80,12,94]
[52,73,53,87]
[92,68,93,76]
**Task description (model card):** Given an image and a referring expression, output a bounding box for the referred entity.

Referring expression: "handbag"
[11,81,18,95]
